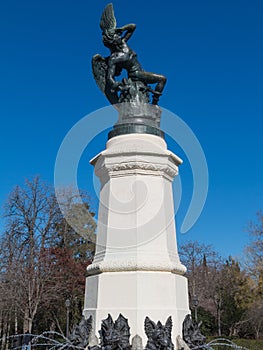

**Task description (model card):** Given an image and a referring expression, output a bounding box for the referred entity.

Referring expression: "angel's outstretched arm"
[116,23,136,41]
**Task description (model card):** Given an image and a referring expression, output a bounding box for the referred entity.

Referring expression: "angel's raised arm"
[116,23,136,42]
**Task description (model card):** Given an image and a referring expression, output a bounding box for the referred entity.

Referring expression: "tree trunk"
[0,311,2,339]
[1,315,8,350]
[5,314,11,350]
[217,308,221,336]
[23,308,30,333]
[14,309,18,334]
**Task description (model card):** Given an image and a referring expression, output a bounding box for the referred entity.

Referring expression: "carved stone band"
[86,258,187,276]
[101,161,178,181]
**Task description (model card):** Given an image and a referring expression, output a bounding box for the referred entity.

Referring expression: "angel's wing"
[100,3,117,34]
[92,54,107,94]
[92,54,119,105]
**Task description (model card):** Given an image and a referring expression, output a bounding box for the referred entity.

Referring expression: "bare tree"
[243,212,263,338]
[245,211,263,280]
[0,176,96,336]
[179,241,221,300]
[1,177,60,332]
[179,242,255,337]
[179,241,223,334]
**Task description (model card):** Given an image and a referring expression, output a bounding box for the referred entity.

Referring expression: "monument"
[83,4,198,349]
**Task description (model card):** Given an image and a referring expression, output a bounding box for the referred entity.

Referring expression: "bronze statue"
[99,314,131,350]
[144,316,174,350]
[182,314,206,349]
[92,3,167,106]
[68,316,93,348]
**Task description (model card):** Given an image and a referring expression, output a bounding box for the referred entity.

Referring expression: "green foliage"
[218,258,254,336]
[181,241,262,339]
[234,338,263,350]
[196,307,217,336]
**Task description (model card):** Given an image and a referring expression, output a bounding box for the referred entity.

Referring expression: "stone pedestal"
[83,133,190,346]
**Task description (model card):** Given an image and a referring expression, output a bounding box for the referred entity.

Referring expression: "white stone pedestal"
[83,133,190,346]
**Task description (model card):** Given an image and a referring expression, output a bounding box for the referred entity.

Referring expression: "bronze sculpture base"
[108,123,164,139]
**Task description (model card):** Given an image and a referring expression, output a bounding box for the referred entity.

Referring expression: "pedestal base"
[84,134,190,348]
[83,271,189,345]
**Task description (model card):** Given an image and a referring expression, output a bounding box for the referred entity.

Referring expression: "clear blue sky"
[0,0,262,260]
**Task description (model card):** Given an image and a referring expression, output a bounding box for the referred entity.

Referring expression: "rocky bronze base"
[108,102,164,139]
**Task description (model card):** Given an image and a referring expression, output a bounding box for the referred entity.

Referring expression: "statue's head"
[102,31,121,49]
[145,317,174,350]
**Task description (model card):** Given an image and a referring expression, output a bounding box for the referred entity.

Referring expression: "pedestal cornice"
[90,134,183,182]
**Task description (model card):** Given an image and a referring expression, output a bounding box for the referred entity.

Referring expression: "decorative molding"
[96,161,178,182]
[111,161,177,175]
[86,258,186,276]
[131,335,143,350]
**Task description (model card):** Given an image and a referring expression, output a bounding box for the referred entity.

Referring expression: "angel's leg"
[130,71,167,104]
